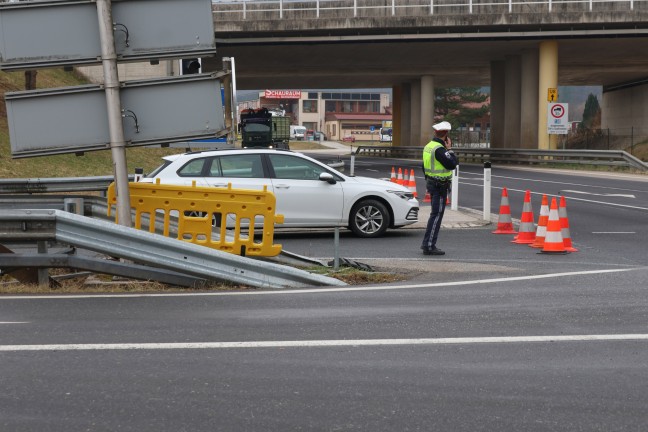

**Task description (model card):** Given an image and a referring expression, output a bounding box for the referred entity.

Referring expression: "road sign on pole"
[0,0,216,70]
[547,103,569,135]
[547,87,558,102]
[6,74,227,158]
[1,0,220,228]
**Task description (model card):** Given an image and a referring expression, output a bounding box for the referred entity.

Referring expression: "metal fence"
[211,0,648,20]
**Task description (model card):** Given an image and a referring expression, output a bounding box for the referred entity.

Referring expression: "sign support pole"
[96,0,132,227]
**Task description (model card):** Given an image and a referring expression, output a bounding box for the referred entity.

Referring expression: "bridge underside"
[206,9,648,148]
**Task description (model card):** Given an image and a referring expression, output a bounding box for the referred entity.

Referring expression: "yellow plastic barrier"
[107,180,283,257]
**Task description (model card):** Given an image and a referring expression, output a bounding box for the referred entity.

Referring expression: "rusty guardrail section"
[107,180,284,257]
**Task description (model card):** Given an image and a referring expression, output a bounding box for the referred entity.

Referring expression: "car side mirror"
[319,172,337,184]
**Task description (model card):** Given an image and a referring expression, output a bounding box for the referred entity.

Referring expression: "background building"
[238,89,392,142]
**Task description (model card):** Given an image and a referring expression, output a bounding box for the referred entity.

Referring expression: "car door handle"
[275,184,290,189]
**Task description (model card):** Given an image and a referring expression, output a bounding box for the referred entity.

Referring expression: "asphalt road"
[1,158,647,431]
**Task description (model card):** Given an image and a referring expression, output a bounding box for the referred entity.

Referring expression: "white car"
[142,149,419,238]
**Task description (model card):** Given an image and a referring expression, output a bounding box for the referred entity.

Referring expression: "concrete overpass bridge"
[206,0,648,148]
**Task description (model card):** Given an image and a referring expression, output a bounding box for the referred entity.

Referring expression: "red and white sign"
[264,90,301,99]
[547,102,569,135]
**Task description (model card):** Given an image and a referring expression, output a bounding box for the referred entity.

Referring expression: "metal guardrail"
[212,0,647,19]
[0,209,346,289]
[355,146,648,171]
[0,175,132,195]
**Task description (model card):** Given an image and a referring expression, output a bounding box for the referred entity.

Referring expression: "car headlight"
[387,190,414,200]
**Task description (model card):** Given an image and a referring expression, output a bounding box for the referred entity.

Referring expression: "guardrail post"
[451,166,458,211]
[37,241,49,287]
[429,0,434,15]
[354,0,357,17]
[334,227,340,270]
[349,146,356,176]
[280,0,283,19]
[483,161,491,222]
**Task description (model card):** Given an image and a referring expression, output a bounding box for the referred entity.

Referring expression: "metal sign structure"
[0,0,216,70]
[6,74,227,158]
[547,102,569,135]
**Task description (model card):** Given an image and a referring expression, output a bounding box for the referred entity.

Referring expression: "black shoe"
[423,247,445,256]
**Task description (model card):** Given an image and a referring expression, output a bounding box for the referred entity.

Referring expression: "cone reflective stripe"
[540,197,568,254]
[529,194,549,248]
[407,169,418,198]
[397,168,404,186]
[512,190,536,244]
[492,187,516,234]
[559,196,578,252]
[390,167,397,183]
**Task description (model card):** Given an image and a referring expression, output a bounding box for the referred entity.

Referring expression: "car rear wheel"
[349,199,390,238]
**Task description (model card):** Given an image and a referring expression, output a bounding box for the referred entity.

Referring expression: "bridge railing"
[212,0,646,20]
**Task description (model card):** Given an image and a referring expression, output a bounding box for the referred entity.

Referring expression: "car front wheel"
[349,199,390,238]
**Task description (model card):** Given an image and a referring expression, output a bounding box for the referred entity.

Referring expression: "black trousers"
[421,179,450,250]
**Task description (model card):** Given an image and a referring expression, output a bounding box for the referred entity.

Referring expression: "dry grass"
[0,264,405,295]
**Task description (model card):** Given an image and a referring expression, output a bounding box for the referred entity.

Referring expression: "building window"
[308,92,318,99]
[303,100,318,113]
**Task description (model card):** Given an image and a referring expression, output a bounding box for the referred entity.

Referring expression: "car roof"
[162,148,296,162]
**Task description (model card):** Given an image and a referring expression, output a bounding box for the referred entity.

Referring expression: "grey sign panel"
[0,0,216,70]
[112,0,216,62]
[0,1,101,70]
[6,74,226,158]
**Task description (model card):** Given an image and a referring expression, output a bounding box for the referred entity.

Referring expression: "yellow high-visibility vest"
[423,140,452,179]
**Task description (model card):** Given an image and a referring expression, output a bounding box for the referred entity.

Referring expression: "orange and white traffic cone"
[529,194,549,248]
[390,167,397,183]
[559,196,578,252]
[540,197,569,254]
[407,169,418,198]
[423,191,431,203]
[512,190,536,244]
[492,187,516,234]
[397,168,404,186]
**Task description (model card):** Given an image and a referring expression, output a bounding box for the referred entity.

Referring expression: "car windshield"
[244,123,270,133]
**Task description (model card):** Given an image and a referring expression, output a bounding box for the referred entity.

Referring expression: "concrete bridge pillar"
[399,82,412,146]
[490,60,506,148]
[538,40,559,150]
[409,79,422,146]
[521,49,539,149]
[504,55,522,147]
[392,84,402,147]
[421,75,435,145]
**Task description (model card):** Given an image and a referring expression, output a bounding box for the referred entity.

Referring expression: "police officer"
[421,121,459,256]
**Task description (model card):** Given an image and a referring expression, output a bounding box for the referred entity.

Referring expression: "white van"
[290,125,307,141]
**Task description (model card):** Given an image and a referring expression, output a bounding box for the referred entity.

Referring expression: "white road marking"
[561,190,635,198]
[2,334,648,352]
[592,232,636,234]
[0,322,28,324]
[459,183,648,211]
[0,268,640,300]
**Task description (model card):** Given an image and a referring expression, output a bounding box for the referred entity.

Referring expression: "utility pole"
[96,0,132,227]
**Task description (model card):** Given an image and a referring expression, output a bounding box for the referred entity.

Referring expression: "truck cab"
[239,108,290,149]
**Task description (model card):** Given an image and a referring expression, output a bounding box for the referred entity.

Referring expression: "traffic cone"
[390,167,397,183]
[407,169,418,198]
[397,168,404,186]
[512,190,536,244]
[559,196,578,252]
[540,197,568,254]
[492,187,516,234]
[529,195,550,248]
[423,191,431,203]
